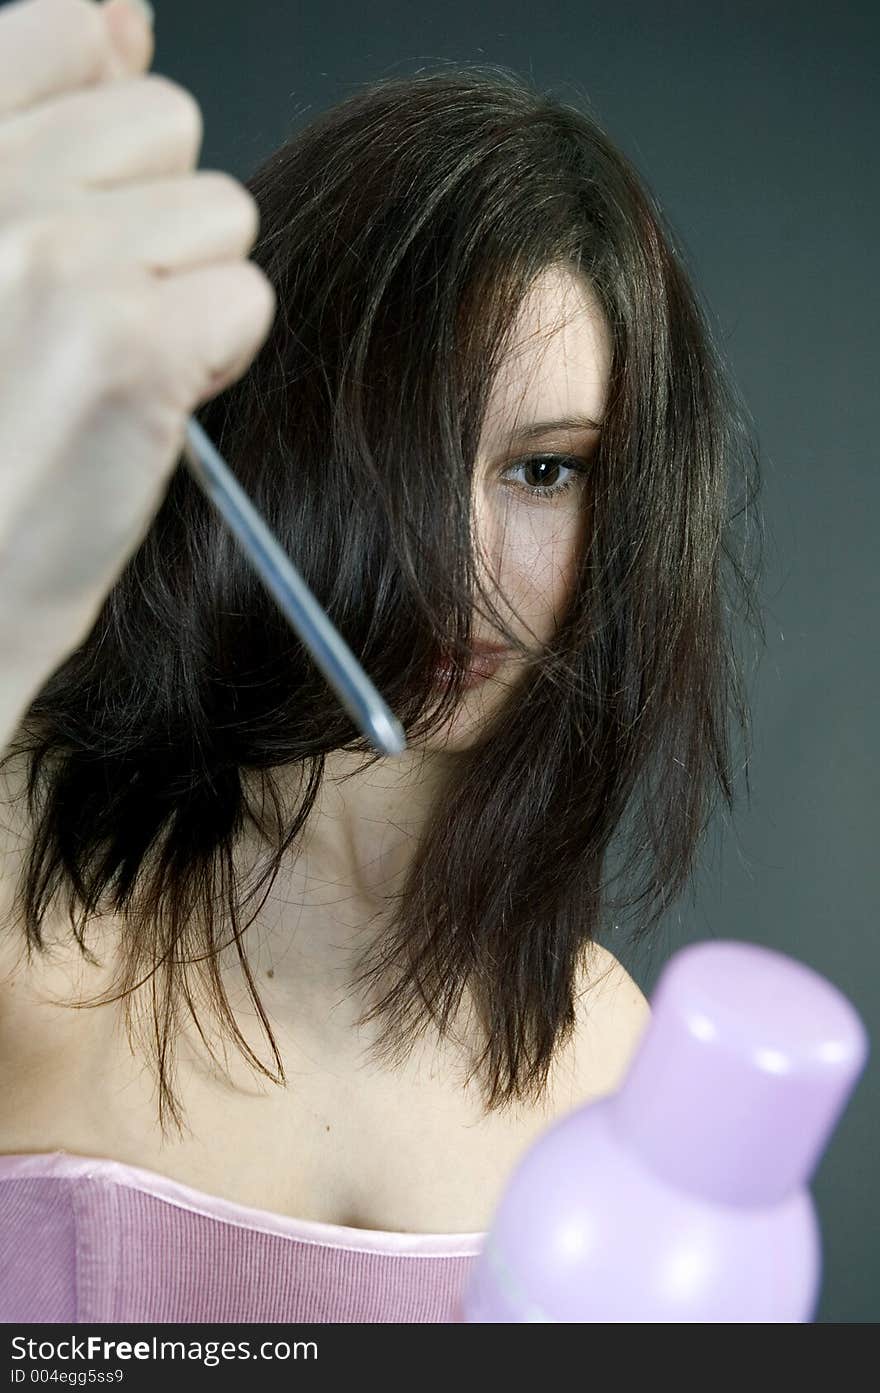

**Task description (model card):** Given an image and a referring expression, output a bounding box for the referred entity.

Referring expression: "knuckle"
[0,215,67,287]
[66,284,151,387]
[0,222,38,284]
[0,219,152,390]
[1,211,86,285]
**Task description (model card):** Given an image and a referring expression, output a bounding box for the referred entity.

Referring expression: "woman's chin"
[417,671,517,752]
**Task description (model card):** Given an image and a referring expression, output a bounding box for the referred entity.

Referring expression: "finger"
[2,72,203,189]
[0,0,152,119]
[148,259,278,409]
[101,0,154,73]
[23,171,261,278]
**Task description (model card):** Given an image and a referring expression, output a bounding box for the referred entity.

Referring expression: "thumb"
[99,0,155,76]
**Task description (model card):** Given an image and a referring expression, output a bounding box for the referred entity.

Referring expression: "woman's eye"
[501,453,591,502]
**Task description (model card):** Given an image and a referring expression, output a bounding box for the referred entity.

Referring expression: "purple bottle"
[456,939,869,1322]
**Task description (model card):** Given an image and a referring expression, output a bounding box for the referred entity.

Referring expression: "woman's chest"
[0,969,611,1233]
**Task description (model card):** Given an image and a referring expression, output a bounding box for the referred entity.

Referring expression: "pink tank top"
[0,1152,485,1323]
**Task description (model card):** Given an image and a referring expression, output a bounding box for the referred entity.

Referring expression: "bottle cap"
[609,940,869,1204]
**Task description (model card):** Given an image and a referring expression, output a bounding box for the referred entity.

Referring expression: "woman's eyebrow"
[505,412,604,442]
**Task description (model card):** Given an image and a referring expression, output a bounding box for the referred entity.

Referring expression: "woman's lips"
[431,649,508,689]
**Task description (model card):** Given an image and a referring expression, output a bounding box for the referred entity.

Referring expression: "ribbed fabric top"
[0,1152,486,1323]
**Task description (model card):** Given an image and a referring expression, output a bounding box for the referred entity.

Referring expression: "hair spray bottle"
[455,939,869,1322]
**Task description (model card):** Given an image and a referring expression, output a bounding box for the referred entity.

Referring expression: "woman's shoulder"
[564,941,652,1102]
[580,941,651,1014]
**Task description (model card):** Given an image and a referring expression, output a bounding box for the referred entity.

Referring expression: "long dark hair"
[0,65,766,1136]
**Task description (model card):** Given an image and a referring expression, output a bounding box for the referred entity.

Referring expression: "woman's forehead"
[479,268,610,452]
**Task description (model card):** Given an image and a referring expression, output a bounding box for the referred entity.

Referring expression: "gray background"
[155,0,877,1323]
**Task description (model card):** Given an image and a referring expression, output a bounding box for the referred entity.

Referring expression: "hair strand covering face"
[0,65,767,1137]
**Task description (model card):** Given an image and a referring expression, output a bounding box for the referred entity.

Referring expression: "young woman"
[0,1,764,1323]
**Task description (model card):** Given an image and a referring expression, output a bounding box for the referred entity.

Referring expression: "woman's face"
[424,263,612,750]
